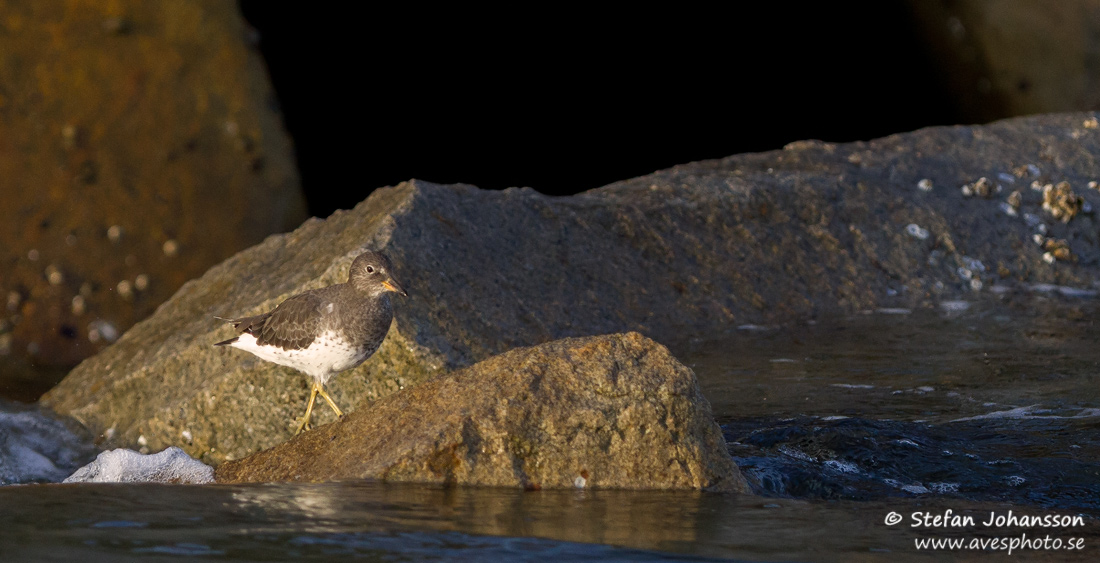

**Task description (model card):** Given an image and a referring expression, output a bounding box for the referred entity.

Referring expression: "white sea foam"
[64,447,214,484]
[1028,284,1098,298]
[736,324,772,331]
[875,308,912,315]
[823,460,861,474]
[928,482,960,493]
[951,405,1100,423]
[939,300,971,313]
[777,445,814,463]
[884,478,930,494]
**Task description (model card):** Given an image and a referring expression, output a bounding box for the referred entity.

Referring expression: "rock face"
[43,112,1100,465]
[0,1,307,399]
[216,333,745,492]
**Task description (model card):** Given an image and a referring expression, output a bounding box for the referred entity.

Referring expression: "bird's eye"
[366,266,375,274]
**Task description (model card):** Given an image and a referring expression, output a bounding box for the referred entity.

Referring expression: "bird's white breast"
[231,330,368,384]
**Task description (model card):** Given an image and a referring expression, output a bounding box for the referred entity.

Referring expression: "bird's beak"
[382,279,407,297]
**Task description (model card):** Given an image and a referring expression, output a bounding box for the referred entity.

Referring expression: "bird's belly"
[232,331,369,383]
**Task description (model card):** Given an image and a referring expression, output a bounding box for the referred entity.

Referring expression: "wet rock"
[216,333,745,492]
[43,112,1100,465]
[64,447,214,484]
[0,1,307,399]
[0,399,97,484]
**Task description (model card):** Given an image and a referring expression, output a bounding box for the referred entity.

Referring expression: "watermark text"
[884,510,1088,555]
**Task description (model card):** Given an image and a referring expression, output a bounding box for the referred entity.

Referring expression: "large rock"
[43,112,1100,465]
[0,0,306,399]
[215,333,745,491]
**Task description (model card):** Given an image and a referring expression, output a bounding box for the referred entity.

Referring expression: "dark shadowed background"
[238,3,964,216]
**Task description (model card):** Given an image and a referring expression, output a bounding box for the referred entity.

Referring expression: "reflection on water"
[4,296,1100,561]
[9,481,1099,562]
[686,300,1100,424]
[229,482,711,549]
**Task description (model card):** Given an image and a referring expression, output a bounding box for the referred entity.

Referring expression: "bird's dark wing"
[215,292,326,350]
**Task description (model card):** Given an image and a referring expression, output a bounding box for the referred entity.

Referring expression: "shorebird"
[215,250,406,434]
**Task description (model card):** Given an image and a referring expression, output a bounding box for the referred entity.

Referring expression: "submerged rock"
[216,333,745,492]
[43,112,1100,464]
[64,447,213,484]
[0,400,97,484]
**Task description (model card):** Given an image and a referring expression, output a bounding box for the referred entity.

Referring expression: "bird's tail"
[214,316,241,346]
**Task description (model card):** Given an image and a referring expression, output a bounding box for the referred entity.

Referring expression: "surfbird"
[215,250,407,435]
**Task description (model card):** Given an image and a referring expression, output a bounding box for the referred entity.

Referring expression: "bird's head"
[349,250,407,298]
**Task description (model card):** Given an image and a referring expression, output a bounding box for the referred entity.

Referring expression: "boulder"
[0,0,306,398]
[43,112,1100,464]
[216,333,745,492]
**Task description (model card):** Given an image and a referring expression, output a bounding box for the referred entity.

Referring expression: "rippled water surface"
[4,297,1100,561]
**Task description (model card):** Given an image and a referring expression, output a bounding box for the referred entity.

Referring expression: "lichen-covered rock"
[43,112,1100,465]
[216,333,745,492]
[0,0,306,399]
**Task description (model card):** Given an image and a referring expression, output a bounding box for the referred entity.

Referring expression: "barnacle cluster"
[1037,237,1075,263]
[1040,181,1084,223]
[960,177,996,198]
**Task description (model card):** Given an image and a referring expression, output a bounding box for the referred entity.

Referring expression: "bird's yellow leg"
[316,385,345,417]
[293,383,320,435]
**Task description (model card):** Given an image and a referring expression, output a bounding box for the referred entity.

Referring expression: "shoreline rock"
[216,333,746,492]
[42,112,1100,464]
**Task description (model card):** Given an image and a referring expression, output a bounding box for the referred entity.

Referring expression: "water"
[689,298,1100,513]
[3,296,1100,561]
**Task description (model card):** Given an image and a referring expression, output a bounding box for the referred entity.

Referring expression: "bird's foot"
[292,416,312,436]
[292,382,321,435]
